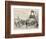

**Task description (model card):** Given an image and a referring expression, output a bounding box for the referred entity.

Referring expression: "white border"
[11,5,42,34]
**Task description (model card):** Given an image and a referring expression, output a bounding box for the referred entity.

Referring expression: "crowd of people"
[14,10,38,29]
